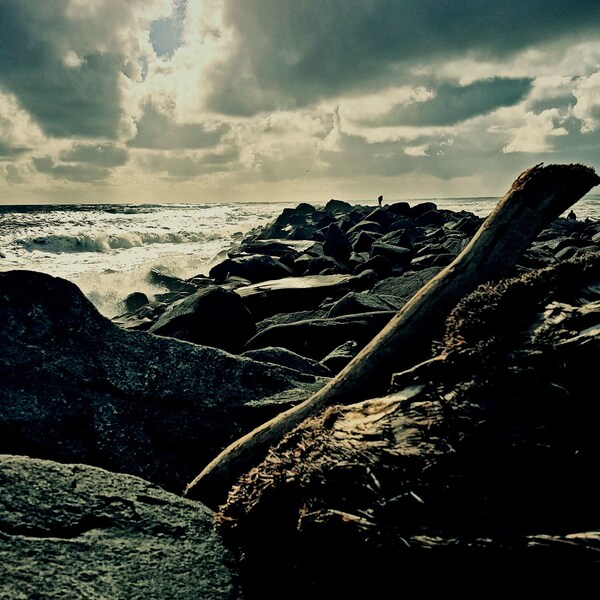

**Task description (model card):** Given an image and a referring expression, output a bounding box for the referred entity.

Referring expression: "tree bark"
[186,163,599,507]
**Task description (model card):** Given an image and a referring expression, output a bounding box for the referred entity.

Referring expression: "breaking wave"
[17,230,210,253]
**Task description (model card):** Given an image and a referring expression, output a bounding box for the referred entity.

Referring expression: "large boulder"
[244,311,395,360]
[235,273,368,320]
[370,242,413,266]
[209,255,293,283]
[370,267,443,302]
[148,286,255,353]
[324,199,353,213]
[0,455,241,600]
[323,223,352,263]
[327,291,403,318]
[0,270,327,491]
[242,347,332,378]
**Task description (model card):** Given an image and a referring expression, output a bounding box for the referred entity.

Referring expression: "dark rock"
[236,239,311,258]
[186,274,219,288]
[0,270,326,491]
[409,201,437,217]
[289,225,316,240]
[148,269,197,293]
[370,267,442,302]
[348,251,368,269]
[148,286,256,352]
[153,291,190,304]
[242,347,332,377]
[378,227,420,250]
[236,273,365,321]
[305,255,347,276]
[364,207,397,228]
[346,220,382,236]
[323,223,352,263]
[351,230,380,252]
[410,253,456,269]
[387,201,410,216]
[0,455,240,600]
[415,242,450,257]
[221,276,253,290]
[244,311,395,360]
[353,255,392,276]
[241,255,295,282]
[305,241,325,256]
[327,292,403,318]
[320,340,360,373]
[415,209,445,227]
[554,246,580,261]
[294,202,316,215]
[124,291,149,312]
[209,255,294,283]
[324,199,353,213]
[442,234,469,255]
[256,309,328,332]
[292,253,315,275]
[113,301,169,331]
[518,247,558,269]
[571,245,600,259]
[455,215,485,236]
[315,213,337,229]
[370,242,413,266]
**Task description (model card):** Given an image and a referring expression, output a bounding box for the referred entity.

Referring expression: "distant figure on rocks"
[378,195,383,207]
[567,209,577,220]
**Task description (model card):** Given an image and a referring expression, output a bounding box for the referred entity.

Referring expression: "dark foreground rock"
[0,270,328,492]
[215,256,600,596]
[0,455,241,600]
[148,286,256,352]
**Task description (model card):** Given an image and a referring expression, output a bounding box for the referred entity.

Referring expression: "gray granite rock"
[0,270,326,492]
[0,455,241,600]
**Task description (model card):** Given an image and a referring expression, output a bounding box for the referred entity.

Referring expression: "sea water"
[1,195,599,318]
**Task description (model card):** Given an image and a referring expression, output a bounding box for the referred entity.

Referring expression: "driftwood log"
[186,163,599,506]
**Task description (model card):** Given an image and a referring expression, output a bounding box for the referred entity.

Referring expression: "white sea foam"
[0,202,286,317]
[17,230,211,253]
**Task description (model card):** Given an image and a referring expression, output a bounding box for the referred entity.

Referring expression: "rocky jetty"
[1,166,600,597]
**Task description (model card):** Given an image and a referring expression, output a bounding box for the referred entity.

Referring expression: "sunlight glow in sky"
[1,0,600,203]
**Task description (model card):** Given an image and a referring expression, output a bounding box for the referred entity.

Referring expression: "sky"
[1,0,600,204]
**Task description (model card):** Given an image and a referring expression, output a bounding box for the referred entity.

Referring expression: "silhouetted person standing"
[378,195,383,207]
[567,209,577,220]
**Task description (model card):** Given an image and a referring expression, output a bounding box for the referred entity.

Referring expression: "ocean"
[1,195,599,318]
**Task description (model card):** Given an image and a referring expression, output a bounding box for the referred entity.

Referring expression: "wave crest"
[19,231,209,253]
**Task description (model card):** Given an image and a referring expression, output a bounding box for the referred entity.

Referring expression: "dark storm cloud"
[318,130,531,183]
[360,78,533,127]
[139,148,239,178]
[33,156,110,182]
[0,1,125,138]
[129,105,228,149]
[60,144,129,167]
[210,0,600,114]
[0,142,29,159]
